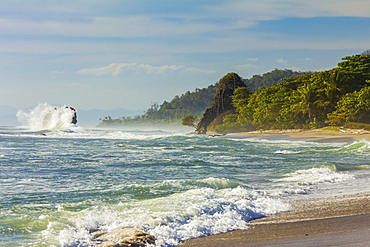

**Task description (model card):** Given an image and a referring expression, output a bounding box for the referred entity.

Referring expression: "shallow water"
[1,126,369,246]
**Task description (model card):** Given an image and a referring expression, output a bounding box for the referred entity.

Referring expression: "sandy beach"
[222,128,370,143]
[180,129,370,246]
[180,193,370,247]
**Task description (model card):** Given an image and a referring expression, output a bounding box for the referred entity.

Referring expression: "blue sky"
[1,0,369,112]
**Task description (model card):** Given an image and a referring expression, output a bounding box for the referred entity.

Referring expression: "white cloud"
[212,0,370,21]
[235,63,258,70]
[299,58,313,61]
[77,63,215,76]
[276,58,288,64]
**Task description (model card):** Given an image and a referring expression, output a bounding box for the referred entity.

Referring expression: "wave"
[273,167,354,185]
[43,186,290,247]
[338,140,370,153]
[16,103,77,131]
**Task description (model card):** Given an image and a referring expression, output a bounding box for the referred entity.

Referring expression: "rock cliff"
[196,73,245,134]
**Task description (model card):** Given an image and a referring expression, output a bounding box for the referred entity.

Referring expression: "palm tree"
[292,82,316,123]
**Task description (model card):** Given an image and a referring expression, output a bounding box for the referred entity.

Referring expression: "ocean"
[1,107,370,246]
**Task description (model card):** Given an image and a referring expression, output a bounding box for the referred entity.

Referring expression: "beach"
[225,128,370,143]
[180,129,370,247]
[180,193,370,246]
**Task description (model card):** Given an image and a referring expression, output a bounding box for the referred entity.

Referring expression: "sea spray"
[16,103,77,130]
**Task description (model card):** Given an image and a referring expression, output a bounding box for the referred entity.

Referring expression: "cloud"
[276,58,288,64]
[212,0,370,21]
[77,63,215,76]
[235,63,258,70]
[299,58,313,61]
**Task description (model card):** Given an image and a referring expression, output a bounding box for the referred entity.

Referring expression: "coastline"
[179,193,370,246]
[180,130,370,246]
[218,128,370,143]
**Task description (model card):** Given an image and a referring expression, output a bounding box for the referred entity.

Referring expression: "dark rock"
[93,228,156,247]
[196,73,245,134]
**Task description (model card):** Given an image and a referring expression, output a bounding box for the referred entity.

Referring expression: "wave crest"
[17,103,77,131]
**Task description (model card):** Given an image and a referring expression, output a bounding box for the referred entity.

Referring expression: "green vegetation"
[98,85,216,126]
[182,115,197,128]
[98,53,370,132]
[243,69,306,90]
[215,53,370,133]
[196,72,247,133]
[98,69,300,127]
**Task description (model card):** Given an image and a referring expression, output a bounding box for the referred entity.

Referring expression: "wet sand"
[180,193,370,246]
[221,128,370,143]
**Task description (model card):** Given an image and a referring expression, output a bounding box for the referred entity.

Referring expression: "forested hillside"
[214,53,370,133]
[98,85,216,126]
[98,69,301,126]
[243,69,305,89]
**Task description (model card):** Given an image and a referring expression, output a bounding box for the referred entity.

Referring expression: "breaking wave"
[16,103,77,131]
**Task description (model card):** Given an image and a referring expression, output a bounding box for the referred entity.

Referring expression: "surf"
[16,103,77,131]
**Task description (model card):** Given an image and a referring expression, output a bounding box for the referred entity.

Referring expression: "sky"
[1,0,370,112]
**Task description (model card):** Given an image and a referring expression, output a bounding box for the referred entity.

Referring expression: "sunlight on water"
[1,127,370,246]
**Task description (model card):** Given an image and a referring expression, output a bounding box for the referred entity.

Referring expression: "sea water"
[1,107,370,246]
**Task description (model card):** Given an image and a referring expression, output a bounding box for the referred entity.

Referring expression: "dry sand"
[180,193,370,247]
[180,130,370,246]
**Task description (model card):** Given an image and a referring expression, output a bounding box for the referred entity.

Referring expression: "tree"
[327,86,370,125]
[182,115,197,128]
[291,82,316,124]
[196,72,246,133]
[361,49,370,55]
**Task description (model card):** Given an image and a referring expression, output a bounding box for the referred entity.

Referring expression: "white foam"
[17,103,76,131]
[274,167,354,185]
[47,187,290,246]
[274,150,299,154]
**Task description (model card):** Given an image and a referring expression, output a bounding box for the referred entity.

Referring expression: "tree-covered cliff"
[215,53,370,133]
[98,69,301,127]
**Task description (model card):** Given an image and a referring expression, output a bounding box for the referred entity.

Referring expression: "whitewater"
[1,104,370,246]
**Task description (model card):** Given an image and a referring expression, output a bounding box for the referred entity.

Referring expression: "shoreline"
[181,132,370,246]
[216,128,370,143]
[179,193,370,246]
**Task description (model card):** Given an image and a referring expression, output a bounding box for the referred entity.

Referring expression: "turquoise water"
[1,125,370,246]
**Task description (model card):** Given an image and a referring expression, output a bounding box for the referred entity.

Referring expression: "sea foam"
[16,103,76,131]
[45,186,290,246]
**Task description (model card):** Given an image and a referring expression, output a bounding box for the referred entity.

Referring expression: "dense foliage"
[98,53,370,131]
[98,85,216,126]
[215,54,370,133]
[196,72,246,133]
[98,69,299,127]
[243,69,306,90]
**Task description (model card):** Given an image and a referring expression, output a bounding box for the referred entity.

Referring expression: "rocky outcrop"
[42,106,77,127]
[196,73,245,134]
[69,107,77,124]
[92,228,156,247]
